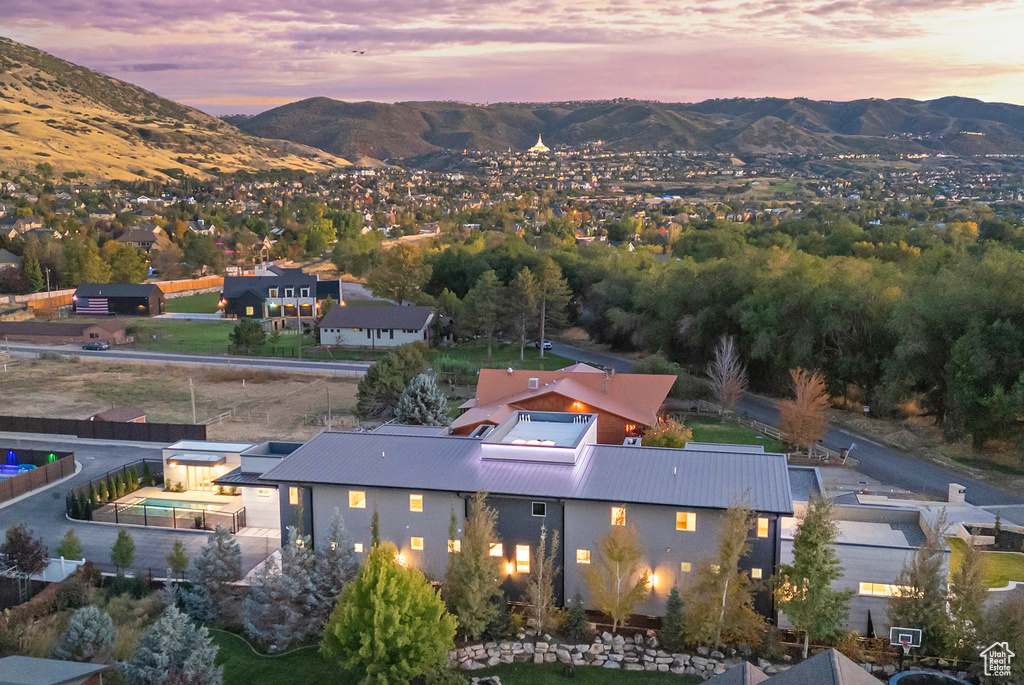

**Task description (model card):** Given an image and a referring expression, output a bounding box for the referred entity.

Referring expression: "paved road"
[550,342,1024,507]
[5,342,371,376]
[0,435,277,575]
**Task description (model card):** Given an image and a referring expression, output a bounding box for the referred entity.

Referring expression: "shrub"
[52,606,116,662]
[431,353,477,386]
[52,575,90,612]
[561,591,589,643]
[108,576,150,599]
[425,666,468,685]
[141,462,153,487]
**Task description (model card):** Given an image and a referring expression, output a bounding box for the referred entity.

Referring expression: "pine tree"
[21,254,44,293]
[948,539,986,664]
[464,269,505,359]
[445,492,502,640]
[508,267,539,361]
[52,606,116,662]
[120,604,223,685]
[534,258,570,359]
[582,522,648,632]
[395,374,450,426]
[661,587,686,653]
[142,462,153,487]
[524,525,560,634]
[242,527,320,649]
[889,512,952,656]
[371,507,381,547]
[774,495,853,657]
[187,526,242,619]
[56,529,83,560]
[562,591,590,643]
[167,541,189,581]
[315,509,360,606]
[89,483,98,506]
[110,529,136,575]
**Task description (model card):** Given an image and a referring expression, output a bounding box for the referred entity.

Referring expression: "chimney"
[948,483,966,506]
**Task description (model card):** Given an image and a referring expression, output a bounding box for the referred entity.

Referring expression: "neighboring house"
[0,319,127,344]
[0,655,113,685]
[260,409,793,616]
[221,270,341,328]
[318,304,434,347]
[707,649,878,685]
[0,248,21,271]
[90,405,147,423]
[22,228,62,242]
[451,364,676,445]
[213,441,303,530]
[116,225,168,252]
[74,283,164,316]
[12,216,43,232]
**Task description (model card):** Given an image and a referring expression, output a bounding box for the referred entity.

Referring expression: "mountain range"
[0,37,348,181]
[225,96,1024,160]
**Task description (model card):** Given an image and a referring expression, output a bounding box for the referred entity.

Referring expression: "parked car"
[82,341,111,351]
[531,339,554,350]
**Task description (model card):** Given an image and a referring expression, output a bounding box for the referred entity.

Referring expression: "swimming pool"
[127,498,225,512]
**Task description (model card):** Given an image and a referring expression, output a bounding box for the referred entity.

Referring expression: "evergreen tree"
[508,267,539,361]
[774,495,853,657]
[395,374,450,426]
[141,462,153,487]
[445,492,502,640]
[21,254,43,292]
[1,524,49,575]
[110,529,136,575]
[120,604,223,685]
[187,526,242,619]
[582,522,648,632]
[56,529,83,560]
[52,606,116,662]
[948,539,987,664]
[464,269,505,359]
[661,587,686,653]
[166,541,189,581]
[229,318,266,354]
[887,513,952,657]
[321,541,457,684]
[534,258,570,359]
[371,507,380,547]
[356,344,428,421]
[524,525,560,634]
[561,592,589,643]
[315,509,360,605]
[243,527,320,649]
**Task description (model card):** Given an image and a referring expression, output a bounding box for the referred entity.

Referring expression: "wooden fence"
[0,415,206,442]
[0,455,75,504]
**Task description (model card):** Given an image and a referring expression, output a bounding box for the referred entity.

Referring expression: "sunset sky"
[4,0,1024,115]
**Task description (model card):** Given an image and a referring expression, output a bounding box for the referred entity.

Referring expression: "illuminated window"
[516,545,531,573]
[757,518,769,538]
[532,502,546,517]
[676,512,696,532]
[354,543,364,553]
[257,488,271,498]
[576,549,591,564]
[448,539,461,553]
[411,537,423,551]
[489,543,503,557]
[245,306,254,316]
[751,568,763,579]
[680,562,691,573]
[611,506,626,526]
[410,494,423,512]
[269,288,278,298]
[349,490,366,508]
[859,582,909,597]
[288,487,298,505]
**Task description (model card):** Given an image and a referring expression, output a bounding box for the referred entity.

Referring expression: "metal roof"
[371,424,449,437]
[319,304,433,331]
[75,283,161,298]
[0,656,113,685]
[167,440,253,452]
[260,432,794,514]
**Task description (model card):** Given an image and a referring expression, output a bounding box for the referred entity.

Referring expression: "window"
[300,287,310,297]
[489,543,503,557]
[676,511,696,531]
[89,333,98,338]
[411,537,423,551]
[354,543,364,553]
[448,539,461,553]
[680,562,692,573]
[349,490,366,508]
[611,506,626,526]
[515,545,531,573]
[532,502,547,517]
[257,488,271,498]
[245,306,254,316]
[389,329,394,340]
[284,287,294,297]
[711,564,721,574]
[757,518,769,538]
[576,549,591,564]
[268,287,278,298]
[409,494,423,512]
[751,568,763,579]
[859,582,909,597]
[288,487,299,505]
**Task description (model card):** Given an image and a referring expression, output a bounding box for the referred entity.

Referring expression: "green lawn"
[947,537,1024,589]
[477,662,699,684]
[122,319,237,355]
[164,292,223,314]
[435,341,574,372]
[212,631,347,685]
[684,415,787,453]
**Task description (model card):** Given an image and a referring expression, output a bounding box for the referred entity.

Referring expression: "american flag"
[77,297,109,315]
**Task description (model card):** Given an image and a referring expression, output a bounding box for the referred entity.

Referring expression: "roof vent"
[507,368,514,375]
[623,437,641,446]
[528,377,539,390]
[470,424,494,439]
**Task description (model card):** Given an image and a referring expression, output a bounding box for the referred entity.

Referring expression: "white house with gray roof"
[318,304,434,347]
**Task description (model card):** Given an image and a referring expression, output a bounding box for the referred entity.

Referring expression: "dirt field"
[0,357,360,442]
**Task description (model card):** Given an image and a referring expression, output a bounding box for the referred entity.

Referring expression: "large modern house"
[260,409,794,617]
[318,304,435,347]
[451,364,676,444]
[221,266,341,329]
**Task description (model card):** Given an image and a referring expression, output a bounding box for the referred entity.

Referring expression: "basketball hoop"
[901,640,910,655]
[890,627,922,673]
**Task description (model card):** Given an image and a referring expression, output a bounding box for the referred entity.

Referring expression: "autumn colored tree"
[583,522,648,632]
[641,419,693,448]
[366,243,432,305]
[778,368,830,451]
[706,334,748,414]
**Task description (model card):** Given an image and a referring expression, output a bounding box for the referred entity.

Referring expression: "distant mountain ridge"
[0,36,348,181]
[226,96,1024,159]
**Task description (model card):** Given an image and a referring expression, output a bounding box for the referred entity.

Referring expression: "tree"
[435,288,464,342]
[562,592,590,643]
[229,318,266,354]
[120,604,223,685]
[371,507,381,547]
[778,368,830,451]
[706,335,748,415]
[21,254,43,292]
[948,539,986,664]
[366,243,432,305]
[888,512,951,657]
[1,524,48,575]
[356,344,428,421]
[395,374,450,426]
[524,525,560,635]
[52,606,116,662]
[315,509,360,604]
[641,419,693,448]
[187,526,242,619]
[183,235,225,275]
[507,267,539,361]
[243,527,319,650]
[55,529,83,560]
[582,522,648,632]
[108,245,148,283]
[111,529,136,575]
[321,541,457,685]
[661,587,686,653]
[983,594,1024,684]
[167,541,189,581]
[64,239,111,286]
[464,269,504,359]
[685,506,764,648]
[151,244,184,280]
[774,495,853,657]
[445,492,502,640]
[534,258,571,359]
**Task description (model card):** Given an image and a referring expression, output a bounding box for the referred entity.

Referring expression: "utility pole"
[189,378,196,425]
[296,297,302,359]
[44,268,50,293]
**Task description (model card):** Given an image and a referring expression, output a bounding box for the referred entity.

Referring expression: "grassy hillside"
[0,36,350,181]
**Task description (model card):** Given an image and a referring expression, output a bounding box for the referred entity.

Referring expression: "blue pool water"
[128,498,224,511]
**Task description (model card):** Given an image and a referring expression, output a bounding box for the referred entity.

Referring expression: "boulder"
[603,661,620,669]
[625,663,644,671]
[486,656,500,667]
[533,653,544,665]
[711,650,724,660]
[556,648,571,663]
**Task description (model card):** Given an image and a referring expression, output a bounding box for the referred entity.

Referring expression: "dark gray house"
[74,283,164,316]
[260,410,794,617]
[221,270,341,328]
